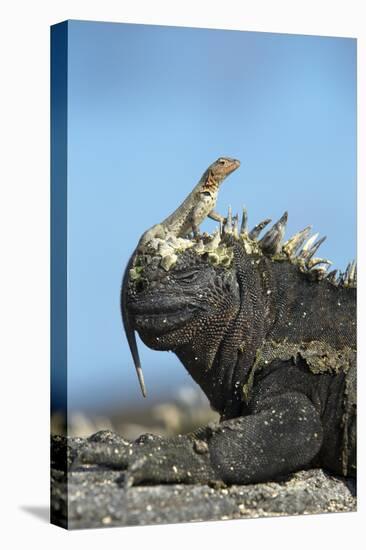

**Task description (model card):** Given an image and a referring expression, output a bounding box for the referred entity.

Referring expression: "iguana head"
[124,231,245,412]
[126,243,240,352]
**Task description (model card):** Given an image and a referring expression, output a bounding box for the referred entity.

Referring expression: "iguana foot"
[71,431,215,487]
[70,430,132,470]
[121,435,215,487]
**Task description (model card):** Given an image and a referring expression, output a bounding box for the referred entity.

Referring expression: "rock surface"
[51,434,356,529]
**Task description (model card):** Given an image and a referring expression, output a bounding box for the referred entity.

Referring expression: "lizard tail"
[121,251,147,398]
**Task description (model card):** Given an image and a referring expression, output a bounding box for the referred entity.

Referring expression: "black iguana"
[77,158,356,487]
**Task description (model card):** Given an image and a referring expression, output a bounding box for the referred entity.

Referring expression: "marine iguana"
[78,159,356,487]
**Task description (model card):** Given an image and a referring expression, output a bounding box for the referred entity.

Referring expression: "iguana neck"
[175,248,270,417]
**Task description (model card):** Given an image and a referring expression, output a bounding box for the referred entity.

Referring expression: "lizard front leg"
[208,210,226,224]
[190,207,224,238]
[73,391,323,486]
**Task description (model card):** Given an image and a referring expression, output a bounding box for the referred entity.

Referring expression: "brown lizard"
[138,157,241,248]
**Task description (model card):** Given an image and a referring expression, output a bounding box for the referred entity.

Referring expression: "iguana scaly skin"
[80,158,356,487]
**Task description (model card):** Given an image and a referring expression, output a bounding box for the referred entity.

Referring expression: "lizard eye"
[202,191,211,197]
[218,159,226,165]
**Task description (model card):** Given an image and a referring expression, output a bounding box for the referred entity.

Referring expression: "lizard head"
[206,157,241,184]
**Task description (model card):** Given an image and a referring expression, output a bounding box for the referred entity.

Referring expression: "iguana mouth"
[128,295,199,315]
[129,301,201,336]
[133,308,196,336]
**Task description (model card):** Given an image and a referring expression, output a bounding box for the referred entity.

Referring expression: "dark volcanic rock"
[51,435,356,530]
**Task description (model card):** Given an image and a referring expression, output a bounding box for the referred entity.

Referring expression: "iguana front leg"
[208,392,323,484]
[73,391,323,486]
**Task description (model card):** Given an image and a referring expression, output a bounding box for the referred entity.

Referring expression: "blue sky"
[64,20,356,412]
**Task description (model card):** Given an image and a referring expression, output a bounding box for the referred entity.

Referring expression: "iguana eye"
[175,271,199,283]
